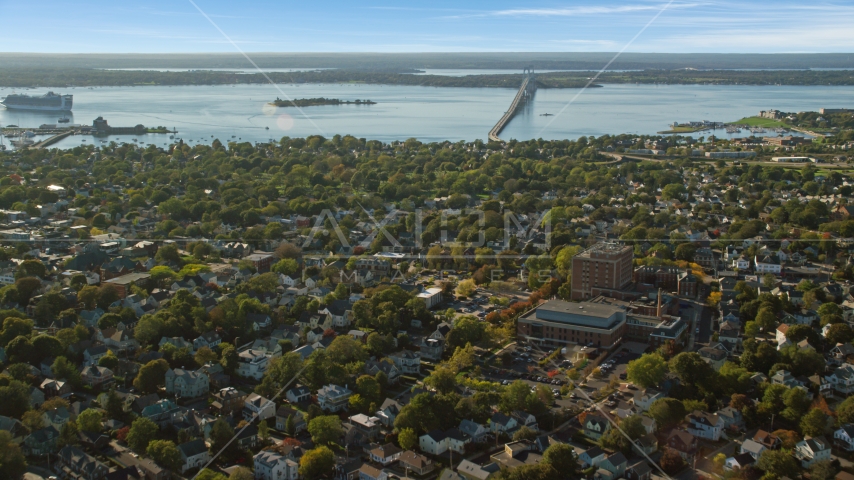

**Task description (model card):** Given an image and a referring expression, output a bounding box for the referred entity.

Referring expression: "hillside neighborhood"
[1,135,854,480]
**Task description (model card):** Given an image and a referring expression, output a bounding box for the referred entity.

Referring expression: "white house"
[286,385,311,404]
[686,411,724,441]
[754,255,781,274]
[254,450,299,480]
[834,425,854,452]
[631,389,663,412]
[417,288,443,309]
[825,363,854,395]
[178,439,210,473]
[388,350,421,375]
[237,349,269,380]
[794,436,831,468]
[419,430,449,456]
[164,368,210,398]
[317,384,352,412]
[244,393,276,421]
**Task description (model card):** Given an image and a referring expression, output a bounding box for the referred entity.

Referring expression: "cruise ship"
[0,92,73,111]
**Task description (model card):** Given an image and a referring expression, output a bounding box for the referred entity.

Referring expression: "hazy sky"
[3,0,853,53]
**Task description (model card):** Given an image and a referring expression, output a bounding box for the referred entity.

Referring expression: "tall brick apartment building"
[571,243,634,300]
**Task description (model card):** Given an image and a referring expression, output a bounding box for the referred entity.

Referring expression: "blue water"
[1,83,851,149]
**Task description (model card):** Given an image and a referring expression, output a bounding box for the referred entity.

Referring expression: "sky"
[2,0,854,53]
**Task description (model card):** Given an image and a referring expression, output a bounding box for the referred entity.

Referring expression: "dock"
[34,130,76,148]
[488,70,536,142]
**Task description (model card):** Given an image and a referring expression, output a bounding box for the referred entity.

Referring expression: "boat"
[58,117,70,123]
[540,113,554,116]
[1,91,73,111]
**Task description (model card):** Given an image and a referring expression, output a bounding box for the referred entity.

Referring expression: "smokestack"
[656,288,662,318]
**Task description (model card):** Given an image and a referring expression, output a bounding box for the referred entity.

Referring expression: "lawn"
[729,116,789,127]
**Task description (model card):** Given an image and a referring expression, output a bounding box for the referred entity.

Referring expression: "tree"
[648,398,687,430]
[837,396,854,424]
[307,415,342,446]
[77,408,103,433]
[99,350,119,370]
[16,259,47,279]
[228,467,254,480]
[809,460,837,480]
[194,346,218,366]
[210,418,239,461]
[58,421,79,448]
[126,417,158,452]
[456,279,476,297]
[258,419,270,442]
[52,356,82,386]
[22,410,45,431]
[0,430,27,479]
[659,447,685,475]
[781,387,811,422]
[800,408,830,436]
[272,258,299,276]
[31,334,64,360]
[6,335,33,364]
[513,425,538,441]
[542,443,580,478]
[398,428,417,451]
[668,352,714,389]
[674,243,696,262]
[147,440,182,471]
[197,470,228,480]
[757,449,799,477]
[424,364,458,394]
[299,446,335,480]
[626,353,668,388]
[826,323,854,345]
[133,359,169,394]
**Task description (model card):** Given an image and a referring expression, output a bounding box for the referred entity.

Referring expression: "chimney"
[656,288,662,318]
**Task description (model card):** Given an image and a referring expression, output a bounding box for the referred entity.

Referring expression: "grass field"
[729,116,789,127]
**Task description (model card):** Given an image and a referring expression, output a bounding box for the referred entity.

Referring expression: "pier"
[488,69,536,142]
[34,130,75,148]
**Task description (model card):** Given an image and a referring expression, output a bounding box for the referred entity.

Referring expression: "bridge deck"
[488,76,532,142]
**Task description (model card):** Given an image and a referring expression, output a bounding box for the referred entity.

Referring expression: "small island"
[269,97,376,107]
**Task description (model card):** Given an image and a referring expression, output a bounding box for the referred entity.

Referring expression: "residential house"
[826,363,854,395]
[834,424,854,451]
[369,443,403,466]
[211,387,246,414]
[397,450,435,476]
[632,389,663,412]
[81,365,114,389]
[244,393,276,421]
[43,407,71,431]
[193,331,222,351]
[0,416,28,445]
[490,441,542,469]
[584,414,610,440]
[237,349,269,380]
[275,406,306,434]
[579,446,607,469]
[57,445,109,480]
[254,450,299,480]
[725,453,756,471]
[165,368,210,398]
[459,419,490,443]
[40,378,71,399]
[158,336,194,352]
[625,461,652,480]
[375,398,403,427]
[489,412,518,434]
[178,439,210,474]
[596,452,628,480]
[364,359,400,385]
[455,459,499,480]
[388,350,421,375]
[286,385,311,404]
[83,345,108,366]
[349,414,381,440]
[317,384,352,412]
[686,411,724,441]
[419,430,450,456]
[24,426,59,456]
[141,399,180,427]
[666,429,698,461]
[794,436,831,468]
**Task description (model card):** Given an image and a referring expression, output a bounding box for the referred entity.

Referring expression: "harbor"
[0,116,177,149]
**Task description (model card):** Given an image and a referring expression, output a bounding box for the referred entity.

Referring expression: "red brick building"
[571,243,634,300]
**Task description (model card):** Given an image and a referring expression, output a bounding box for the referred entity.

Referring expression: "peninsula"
[269,97,376,107]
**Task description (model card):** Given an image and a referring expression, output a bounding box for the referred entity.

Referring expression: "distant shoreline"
[2,68,852,88]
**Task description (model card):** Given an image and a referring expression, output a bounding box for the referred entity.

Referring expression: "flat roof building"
[571,242,634,301]
[517,300,626,349]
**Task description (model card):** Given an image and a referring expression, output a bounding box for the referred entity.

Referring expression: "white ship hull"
[0,102,72,112]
